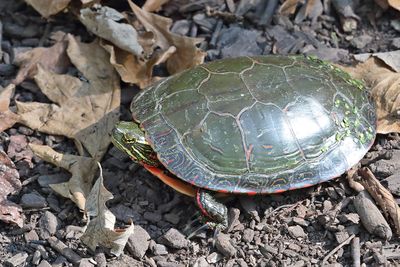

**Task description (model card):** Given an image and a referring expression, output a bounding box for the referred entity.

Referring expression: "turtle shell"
[131,55,376,194]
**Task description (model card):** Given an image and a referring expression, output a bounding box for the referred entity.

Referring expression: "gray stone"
[110,204,141,223]
[24,230,39,242]
[143,211,162,223]
[20,192,47,208]
[127,225,150,259]
[150,241,168,256]
[164,213,180,225]
[157,262,185,267]
[5,252,29,267]
[206,252,223,264]
[351,34,373,49]
[79,258,95,267]
[38,260,52,267]
[242,228,254,243]
[38,211,59,239]
[217,26,262,58]
[193,257,209,267]
[215,233,236,258]
[159,228,188,249]
[32,250,41,265]
[287,225,306,238]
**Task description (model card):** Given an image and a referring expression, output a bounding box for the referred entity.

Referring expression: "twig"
[359,167,400,235]
[322,234,355,265]
[351,236,360,267]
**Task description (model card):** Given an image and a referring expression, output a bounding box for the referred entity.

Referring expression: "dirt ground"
[0,0,400,266]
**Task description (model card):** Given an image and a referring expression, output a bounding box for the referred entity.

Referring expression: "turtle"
[111,55,376,228]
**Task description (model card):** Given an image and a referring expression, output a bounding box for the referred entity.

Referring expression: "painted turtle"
[112,55,376,227]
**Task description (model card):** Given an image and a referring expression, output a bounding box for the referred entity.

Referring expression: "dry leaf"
[0,150,23,227]
[0,84,19,132]
[127,0,206,74]
[342,57,400,134]
[388,0,400,10]
[102,43,175,88]
[25,0,71,18]
[143,0,170,12]
[29,144,97,210]
[13,32,70,85]
[279,0,302,15]
[80,6,143,56]
[17,35,120,160]
[81,163,134,256]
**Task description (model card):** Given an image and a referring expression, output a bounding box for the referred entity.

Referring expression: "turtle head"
[111,121,159,167]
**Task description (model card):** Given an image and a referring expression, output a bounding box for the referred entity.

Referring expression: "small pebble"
[159,228,188,249]
[126,225,150,259]
[20,192,47,208]
[215,233,236,258]
[287,225,307,238]
[38,211,59,239]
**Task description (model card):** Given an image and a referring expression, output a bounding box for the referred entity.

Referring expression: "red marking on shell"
[196,190,210,217]
[218,189,229,193]
[262,145,273,149]
[247,191,257,196]
[167,159,174,164]
[273,188,286,193]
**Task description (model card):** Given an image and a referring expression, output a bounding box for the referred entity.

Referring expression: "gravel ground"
[0,0,400,266]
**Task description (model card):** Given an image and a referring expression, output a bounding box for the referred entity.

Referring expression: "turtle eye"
[122,134,135,143]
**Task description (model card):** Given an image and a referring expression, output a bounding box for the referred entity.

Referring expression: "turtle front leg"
[196,189,228,229]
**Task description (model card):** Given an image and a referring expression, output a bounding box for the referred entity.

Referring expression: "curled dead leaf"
[29,144,97,210]
[143,0,170,12]
[80,6,144,56]
[12,32,70,85]
[81,163,134,256]
[127,0,206,75]
[17,35,120,160]
[102,42,175,88]
[341,56,400,134]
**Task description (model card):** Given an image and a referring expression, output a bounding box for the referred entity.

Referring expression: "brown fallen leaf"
[279,0,301,15]
[102,42,175,88]
[29,144,97,210]
[81,163,134,256]
[0,150,23,227]
[342,57,400,134]
[17,34,120,160]
[80,6,144,56]
[127,0,206,75]
[143,0,170,12]
[12,32,70,85]
[25,0,71,18]
[0,84,19,132]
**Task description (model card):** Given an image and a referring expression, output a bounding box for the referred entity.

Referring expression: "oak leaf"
[127,0,206,75]
[25,0,71,18]
[342,54,400,134]
[29,144,97,210]
[17,35,120,160]
[12,32,70,85]
[81,163,134,256]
